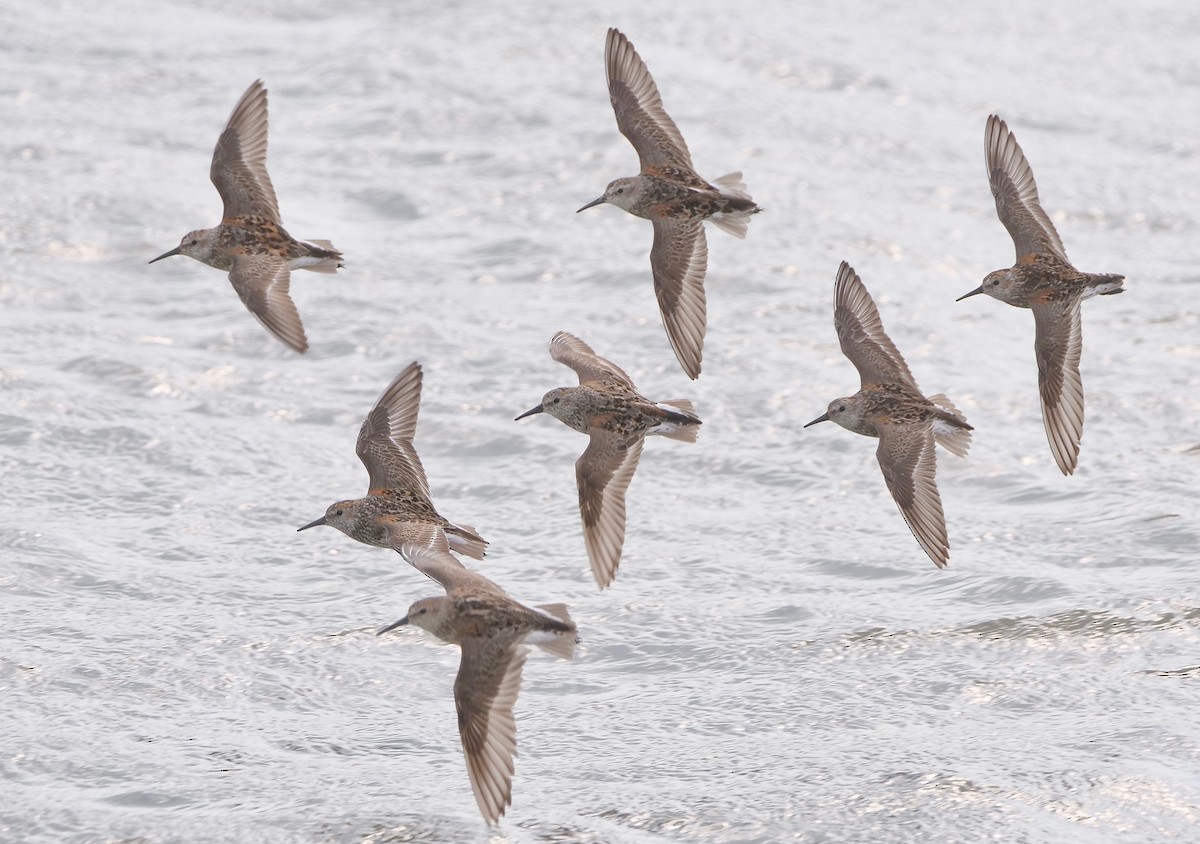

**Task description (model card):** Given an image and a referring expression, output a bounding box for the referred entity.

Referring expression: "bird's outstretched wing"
[455,640,526,825]
[876,422,949,568]
[227,256,306,352]
[606,28,697,175]
[651,219,708,380]
[986,114,1069,264]
[212,80,281,222]
[549,331,636,390]
[833,261,918,390]
[392,524,503,594]
[576,433,645,588]
[356,362,434,501]
[1032,298,1085,475]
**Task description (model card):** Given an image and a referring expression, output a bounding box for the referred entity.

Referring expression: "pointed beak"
[148,246,182,264]
[804,412,830,428]
[377,616,409,636]
[956,286,984,302]
[514,404,544,421]
[296,516,326,532]
[576,195,606,213]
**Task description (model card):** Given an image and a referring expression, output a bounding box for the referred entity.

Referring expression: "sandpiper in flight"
[958,115,1124,475]
[377,525,577,826]
[297,362,488,563]
[806,262,972,568]
[149,80,343,353]
[515,331,700,587]
[578,28,761,380]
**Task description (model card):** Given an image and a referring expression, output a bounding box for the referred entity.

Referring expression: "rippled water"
[3,1,1199,841]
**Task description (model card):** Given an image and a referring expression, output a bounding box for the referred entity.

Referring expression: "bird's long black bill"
[576,196,606,213]
[377,616,409,636]
[804,412,830,428]
[514,404,545,421]
[956,286,984,301]
[296,516,327,532]
[148,246,182,264]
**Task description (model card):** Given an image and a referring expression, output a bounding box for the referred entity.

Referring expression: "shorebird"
[149,79,343,353]
[515,331,700,587]
[958,115,1124,475]
[297,362,487,563]
[806,262,972,568]
[378,525,576,826]
[578,27,761,380]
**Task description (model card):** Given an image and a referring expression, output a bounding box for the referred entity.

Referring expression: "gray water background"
[2,1,1199,841]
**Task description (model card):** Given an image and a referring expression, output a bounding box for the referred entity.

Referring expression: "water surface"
[2,1,1199,842]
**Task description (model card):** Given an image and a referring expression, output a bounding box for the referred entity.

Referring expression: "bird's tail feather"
[447,524,488,560]
[928,394,973,458]
[300,239,344,273]
[530,604,578,659]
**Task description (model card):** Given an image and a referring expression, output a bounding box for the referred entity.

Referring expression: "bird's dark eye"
[335,509,344,516]
[190,239,198,246]
[616,188,624,194]
[838,405,846,412]
[552,397,560,404]
[418,608,427,615]
[991,279,999,286]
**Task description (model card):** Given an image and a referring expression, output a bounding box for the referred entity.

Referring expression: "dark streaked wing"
[549,331,635,389]
[227,256,307,353]
[986,114,1069,264]
[1033,299,1085,475]
[455,641,526,826]
[876,422,949,568]
[393,525,503,594]
[605,27,696,174]
[211,80,280,222]
[356,362,434,500]
[576,434,645,588]
[651,219,708,380]
[833,261,918,390]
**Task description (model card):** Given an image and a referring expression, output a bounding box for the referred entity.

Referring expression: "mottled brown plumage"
[515,332,700,587]
[377,525,576,826]
[149,79,343,353]
[957,115,1124,475]
[806,262,972,568]
[577,28,761,379]
[297,362,487,564]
